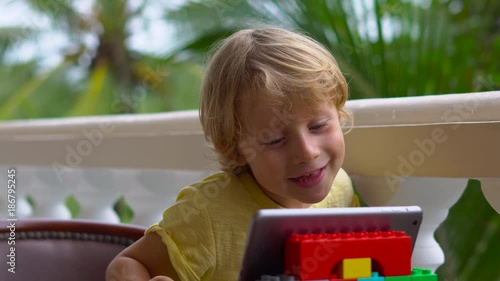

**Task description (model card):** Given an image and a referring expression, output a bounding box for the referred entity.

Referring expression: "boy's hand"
[150,276,174,281]
[108,233,181,281]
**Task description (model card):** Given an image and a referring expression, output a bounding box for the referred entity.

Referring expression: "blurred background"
[0,0,499,280]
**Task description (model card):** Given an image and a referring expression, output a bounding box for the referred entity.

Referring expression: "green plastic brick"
[385,275,412,280]
[411,268,438,281]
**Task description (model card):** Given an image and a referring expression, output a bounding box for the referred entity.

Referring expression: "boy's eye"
[310,123,327,131]
[266,137,285,146]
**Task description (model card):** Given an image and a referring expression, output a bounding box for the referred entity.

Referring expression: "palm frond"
[0,62,69,120]
[66,62,110,116]
[0,26,36,59]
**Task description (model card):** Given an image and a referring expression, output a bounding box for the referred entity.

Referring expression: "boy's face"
[238,96,345,208]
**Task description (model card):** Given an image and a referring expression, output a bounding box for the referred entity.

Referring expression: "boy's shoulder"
[333,168,351,188]
[177,171,250,204]
[174,171,261,224]
[189,171,238,193]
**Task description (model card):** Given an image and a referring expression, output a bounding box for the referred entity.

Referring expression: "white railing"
[1,91,499,272]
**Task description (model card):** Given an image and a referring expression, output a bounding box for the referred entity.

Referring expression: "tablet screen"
[239,206,422,281]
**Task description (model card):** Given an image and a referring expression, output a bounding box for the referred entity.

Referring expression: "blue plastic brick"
[358,272,385,280]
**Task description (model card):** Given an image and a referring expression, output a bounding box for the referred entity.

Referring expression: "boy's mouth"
[292,169,322,181]
[289,165,327,186]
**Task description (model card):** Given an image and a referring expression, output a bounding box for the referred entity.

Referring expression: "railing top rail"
[1,91,499,175]
[347,91,500,127]
[0,91,498,137]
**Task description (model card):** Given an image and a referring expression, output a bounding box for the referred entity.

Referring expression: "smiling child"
[106,26,359,281]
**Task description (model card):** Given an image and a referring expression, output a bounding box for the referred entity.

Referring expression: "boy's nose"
[292,135,320,164]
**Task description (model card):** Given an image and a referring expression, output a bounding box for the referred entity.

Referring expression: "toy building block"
[385,276,412,281]
[258,275,296,281]
[340,257,372,279]
[411,268,437,281]
[285,231,412,280]
[259,275,281,281]
[328,273,356,281]
[358,272,385,280]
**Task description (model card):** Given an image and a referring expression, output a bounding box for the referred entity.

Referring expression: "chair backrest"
[0,219,145,281]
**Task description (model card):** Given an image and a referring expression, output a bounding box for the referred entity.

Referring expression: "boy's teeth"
[297,169,319,179]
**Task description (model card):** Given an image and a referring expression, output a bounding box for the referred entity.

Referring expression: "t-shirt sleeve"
[146,186,216,281]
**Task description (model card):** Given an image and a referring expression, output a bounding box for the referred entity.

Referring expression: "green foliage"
[436,181,500,280]
[114,197,134,224]
[165,0,499,98]
[65,62,115,117]
[65,195,81,218]
[0,27,35,61]
[0,63,79,119]
[0,0,203,121]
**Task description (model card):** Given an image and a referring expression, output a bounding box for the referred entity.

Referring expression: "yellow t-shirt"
[146,168,359,281]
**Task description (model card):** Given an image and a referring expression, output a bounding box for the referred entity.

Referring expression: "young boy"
[106,26,359,281]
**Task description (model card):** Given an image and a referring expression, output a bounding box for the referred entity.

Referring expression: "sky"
[0,0,182,69]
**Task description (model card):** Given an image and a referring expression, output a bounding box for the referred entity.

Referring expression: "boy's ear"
[235,151,248,166]
[236,141,250,166]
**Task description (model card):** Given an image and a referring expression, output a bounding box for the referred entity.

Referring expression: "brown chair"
[0,218,145,281]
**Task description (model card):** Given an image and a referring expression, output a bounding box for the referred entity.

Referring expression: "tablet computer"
[238,206,423,281]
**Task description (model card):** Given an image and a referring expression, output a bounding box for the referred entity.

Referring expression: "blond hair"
[200,27,350,174]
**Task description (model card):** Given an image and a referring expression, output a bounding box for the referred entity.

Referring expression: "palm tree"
[162,0,499,280]
[165,0,499,97]
[0,0,203,120]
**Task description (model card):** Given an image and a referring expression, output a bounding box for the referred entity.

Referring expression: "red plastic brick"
[284,231,412,280]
